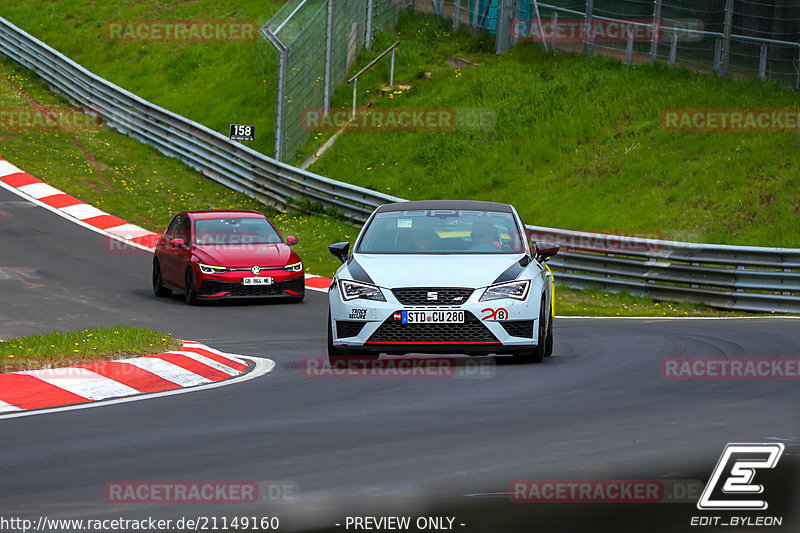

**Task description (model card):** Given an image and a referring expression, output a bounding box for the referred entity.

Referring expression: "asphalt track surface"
[1,184,799,532]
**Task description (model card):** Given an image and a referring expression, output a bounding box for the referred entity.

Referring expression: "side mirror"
[170,238,186,248]
[286,236,299,246]
[328,242,350,263]
[534,242,559,263]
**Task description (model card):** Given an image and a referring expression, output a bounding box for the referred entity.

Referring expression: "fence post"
[390,46,396,87]
[454,0,461,30]
[352,77,358,119]
[713,38,722,73]
[366,0,374,50]
[472,0,479,29]
[583,0,595,56]
[758,43,767,80]
[531,0,547,51]
[720,0,734,77]
[324,0,334,113]
[551,11,558,50]
[669,31,678,65]
[275,47,287,161]
[797,47,800,89]
[650,0,662,62]
[496,0,509,54]
[626,25,633,65]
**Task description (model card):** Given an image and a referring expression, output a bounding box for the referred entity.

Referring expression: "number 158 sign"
[229,124,254,141]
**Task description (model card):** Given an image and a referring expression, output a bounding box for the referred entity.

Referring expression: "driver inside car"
[469,220,502,251]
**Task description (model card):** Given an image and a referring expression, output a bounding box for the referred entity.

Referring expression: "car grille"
[500,320,534,338]
[391,287,474,306]
[199,277,304,297]
[367,312,498,344]
[335,321,367,338]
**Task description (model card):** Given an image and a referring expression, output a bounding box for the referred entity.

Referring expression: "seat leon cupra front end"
[327,200,559,364]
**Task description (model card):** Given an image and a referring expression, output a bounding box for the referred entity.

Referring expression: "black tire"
[327,310,377,365]
[184,268,197,305]
[152,259,172,297]
[512,301,546,364]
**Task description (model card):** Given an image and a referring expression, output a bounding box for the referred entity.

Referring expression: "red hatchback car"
[152,210,305,304]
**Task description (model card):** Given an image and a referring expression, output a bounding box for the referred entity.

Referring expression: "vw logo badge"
[251,266,261,275]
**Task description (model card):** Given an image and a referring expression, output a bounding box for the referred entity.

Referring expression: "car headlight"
[284,261,303,272]
[479,280,531,302]
[339,279,386,302]
[199,264,228,274]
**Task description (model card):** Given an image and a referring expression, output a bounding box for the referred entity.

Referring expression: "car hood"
[194,244,293,268]
[349,253,529,289]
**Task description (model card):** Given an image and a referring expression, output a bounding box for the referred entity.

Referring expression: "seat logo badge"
[251,266,261,275]
[427,292,438,301]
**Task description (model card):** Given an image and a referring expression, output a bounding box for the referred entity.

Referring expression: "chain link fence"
[261,0,403,162]
[413,0,800,87]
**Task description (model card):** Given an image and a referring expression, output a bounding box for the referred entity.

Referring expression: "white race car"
[327,200,558,364]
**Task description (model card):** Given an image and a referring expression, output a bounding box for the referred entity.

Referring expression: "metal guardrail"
[0,16,798,314]
[527,227,800,314]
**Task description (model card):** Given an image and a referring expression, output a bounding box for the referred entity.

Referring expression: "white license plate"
[242,277,273,286]
[400,310,464,324]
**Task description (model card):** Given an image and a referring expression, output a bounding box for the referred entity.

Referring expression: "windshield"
[193,217,282,246]
[356,209,526,254]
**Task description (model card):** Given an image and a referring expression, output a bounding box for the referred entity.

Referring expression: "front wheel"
[185,268,197,305]
[152,259,172,297]
[512,302,547,364]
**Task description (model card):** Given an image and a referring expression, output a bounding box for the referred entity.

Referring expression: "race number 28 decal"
[481,308,508,321]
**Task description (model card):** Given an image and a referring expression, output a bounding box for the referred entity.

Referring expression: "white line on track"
[168,350,241,375]
[305,285,330,293]
[0,399,21,413]
[0,356,275,420]
[17,367,140,400]
[0,179,154,252]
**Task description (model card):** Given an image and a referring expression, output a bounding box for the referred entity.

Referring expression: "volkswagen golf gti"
[152,210,305,304]
[327,200,558,363]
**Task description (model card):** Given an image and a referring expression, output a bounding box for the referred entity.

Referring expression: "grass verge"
[0,326,182,373]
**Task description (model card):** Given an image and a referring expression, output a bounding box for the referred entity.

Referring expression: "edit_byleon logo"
[697,443,785,511]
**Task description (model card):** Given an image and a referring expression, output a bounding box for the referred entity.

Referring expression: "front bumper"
[329,284,540,355]
[197,274,305,299]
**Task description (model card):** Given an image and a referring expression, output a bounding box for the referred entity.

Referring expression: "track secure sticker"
[348,309,368,320]
[481,308,509,321]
